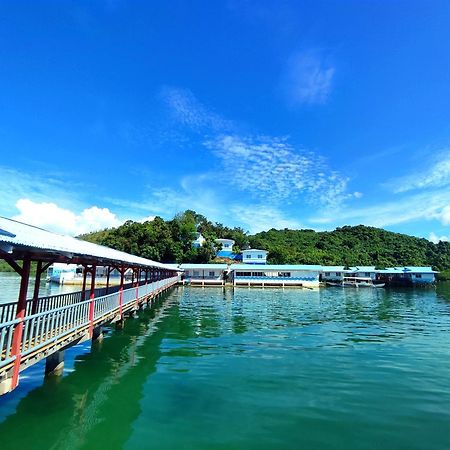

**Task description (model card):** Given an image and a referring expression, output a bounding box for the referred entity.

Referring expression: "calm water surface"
[1,279,450,450]
[0,272,80,304]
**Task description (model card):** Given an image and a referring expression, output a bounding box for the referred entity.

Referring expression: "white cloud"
[206,134,349,206]
[12,199,122,236]
[160,86,232,132]
[429,232,449,244]
[387,149,450,193]
[282,51,335,105]
[433,205,450,225]
[230,205,302,234]
[310,190,450,229]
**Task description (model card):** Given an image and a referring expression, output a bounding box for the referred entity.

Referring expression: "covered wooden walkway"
[0,217,180,395]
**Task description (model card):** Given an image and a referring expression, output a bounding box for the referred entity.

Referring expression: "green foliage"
[78,216,450,271]
[250,225,450,271]
[77,210,248,264]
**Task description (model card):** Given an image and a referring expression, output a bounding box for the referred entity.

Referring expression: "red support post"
[81,266,88,301]
[10,257,31,390]
[31,260,42,315]
[88,265,97,338]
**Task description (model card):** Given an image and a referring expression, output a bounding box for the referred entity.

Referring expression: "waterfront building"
[321,265,438,285]
[377,267,438,285]
[179,263,228,286]
[242,249,268,264]
[230,264,322,287]
[47,263,131,285]
[191,232,206,248]
[215,238,235,258]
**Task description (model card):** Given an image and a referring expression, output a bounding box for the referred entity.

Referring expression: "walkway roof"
[0,216,173,270]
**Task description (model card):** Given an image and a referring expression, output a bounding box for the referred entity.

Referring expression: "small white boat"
[328,277,385,288]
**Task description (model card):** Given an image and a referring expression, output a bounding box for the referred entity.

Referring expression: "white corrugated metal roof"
[0,216,173,270]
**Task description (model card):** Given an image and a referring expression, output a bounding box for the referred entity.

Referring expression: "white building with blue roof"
[230,264,322,287]
[321,265,438,285]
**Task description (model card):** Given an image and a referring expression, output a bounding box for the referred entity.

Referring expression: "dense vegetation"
[249,226,450,271]
[79,210,249,265]
[78,211,450,274]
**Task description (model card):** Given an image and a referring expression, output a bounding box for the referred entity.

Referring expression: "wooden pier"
[0,216,179,395]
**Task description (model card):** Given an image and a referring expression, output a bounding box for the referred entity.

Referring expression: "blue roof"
[216,250,234,257]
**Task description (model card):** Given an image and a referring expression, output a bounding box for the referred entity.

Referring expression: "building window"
[364,272,370,277]
[193,271,199,277]
[278,272,291,277]
[257,254,263,259]
[236,272,250,277]
[325,272,330,276]
[245,254,251,259]
[224,243,229,248]
[335,272,341,276]
[252,272,264,277]
[209,271,215,277]
[415,274,422,278]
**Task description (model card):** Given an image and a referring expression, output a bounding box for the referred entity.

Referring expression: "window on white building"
[245,254,251,259]
[193,271,199,277]
[209,271,215,277]
[257,254,263,259]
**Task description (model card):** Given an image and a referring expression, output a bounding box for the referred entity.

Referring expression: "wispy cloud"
[230,204,302,234]
[429,232,449,243]
[281,50,335,106]
[160,86,232,132]
[386,149,450,193]
[310,189,450,229]
[160,87,351,207]
[206,134,349,205]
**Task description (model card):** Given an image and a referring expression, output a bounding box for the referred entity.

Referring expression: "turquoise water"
[1,284,450,449]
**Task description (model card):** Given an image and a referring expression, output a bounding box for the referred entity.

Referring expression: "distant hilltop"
[77,211,450,277]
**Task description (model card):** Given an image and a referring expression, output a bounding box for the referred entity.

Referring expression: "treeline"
[78,211,450,272]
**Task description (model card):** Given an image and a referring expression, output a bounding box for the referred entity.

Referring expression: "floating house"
[179,263,228,286]
[321,266,438,285]
[242,249,268,265]
[191,232,206,248]
[230,264,322,288]
[377,267,438,285]
[47,263,131,285]
[215,238,235,258]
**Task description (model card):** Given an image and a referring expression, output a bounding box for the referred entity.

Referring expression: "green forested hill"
[249,225,450,270]
[77,211,450,272]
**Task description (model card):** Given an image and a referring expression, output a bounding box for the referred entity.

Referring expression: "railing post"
[10,256,31,391]
[105,266,111,295]
[88,265,96,338]
[135,268,140,309]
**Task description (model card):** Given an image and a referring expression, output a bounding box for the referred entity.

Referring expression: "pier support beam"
[92,326,103,342]
[45,350,65,376]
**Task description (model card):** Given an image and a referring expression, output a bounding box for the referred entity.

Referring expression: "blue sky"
[1,1,450,241]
